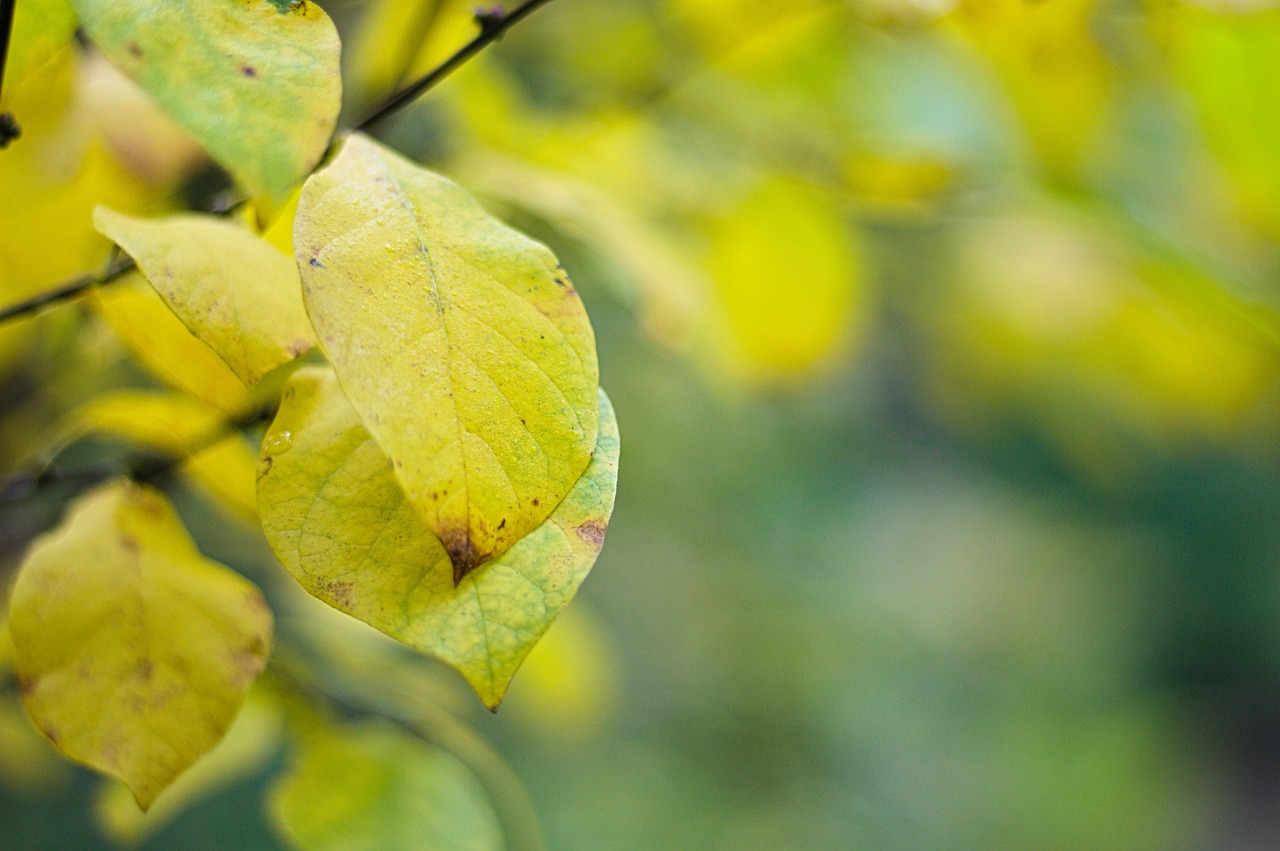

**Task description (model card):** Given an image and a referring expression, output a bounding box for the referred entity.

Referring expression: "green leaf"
[2,0,77,103]
[258,367,619,709]
[94,207,316,386]
[8,481,273,809]
[294,133,600,582]
[68,0,341,205]
[269,718,502,851]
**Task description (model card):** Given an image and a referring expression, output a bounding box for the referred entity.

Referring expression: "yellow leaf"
[705,176,863,384]
[258,367,619,709]
[50,391,259,521]
[269,717,502,851]
[93,271,254,415]
[94,207,316,385]
[93,694,281,846]
[8,481,273,809]
[294,133,599,581]
[69,0,342,206]
[1,0,76,104]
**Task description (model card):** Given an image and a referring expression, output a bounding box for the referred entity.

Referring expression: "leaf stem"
[356,0,557,132]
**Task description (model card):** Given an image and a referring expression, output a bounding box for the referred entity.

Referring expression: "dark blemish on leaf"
[497,518,506,530]
[241,65,258,78]
[318,579,354,608]
[121,534,141,555]
[308,256,323,268]
[258,456,273,477]
[137,660,154,681]
[17,677,35,696]
[531,498,540,507]
[126,42,143,59]
[576,520,607,547]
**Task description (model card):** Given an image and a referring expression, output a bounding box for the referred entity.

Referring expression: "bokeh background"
[6,0,1280,848]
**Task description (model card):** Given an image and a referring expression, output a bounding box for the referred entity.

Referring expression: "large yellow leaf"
[294,133,599,582]
[68,0,342,206]
[93,271,254,415]
[94,207,316,386]
[257,367,618,709]
[269,718,502,851]
[7,481,273,809]
[49,391,259,521]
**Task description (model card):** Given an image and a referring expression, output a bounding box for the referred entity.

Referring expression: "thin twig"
[0,403,276,503]
[356,0,557,132]
[0,257,135,325]
[0,0,559,326]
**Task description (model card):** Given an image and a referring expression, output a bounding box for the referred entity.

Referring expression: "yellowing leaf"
[8,481,273,809]
[51,391,259,521]
[1,0,77,103]
[294,133,600,581]
[69,0,342,205]
[706,177,863,384]
[93,271,254,415]
[269,718,502,851]
[257,367,619,709]
[93,694,281,846]
[94,207,316,385]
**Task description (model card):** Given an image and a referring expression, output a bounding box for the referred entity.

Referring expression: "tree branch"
[0,402,276,503]
[0,256,135,325]
[356,0,556,132]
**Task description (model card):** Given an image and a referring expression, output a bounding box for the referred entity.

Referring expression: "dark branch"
[0,403,276,503]
[356,0,556,132]
[0,257,135,325]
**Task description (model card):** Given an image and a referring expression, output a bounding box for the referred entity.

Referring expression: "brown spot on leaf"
[17,676,35,696]
[576,520,607,547]
[126,42,143,59]
[317,579,354,608]
[120,534,141,555]
[241,65,258,78]
[439,527,489,587]
[531,498,540,507]
[287,338,312,357]
[137,659,154,682]
[497,518,506,530]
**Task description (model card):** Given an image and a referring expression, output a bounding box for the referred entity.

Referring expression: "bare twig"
[356,0,556,131]
[0,257,135,325]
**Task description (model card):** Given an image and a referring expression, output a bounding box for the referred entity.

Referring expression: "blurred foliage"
[6,0,1280,848]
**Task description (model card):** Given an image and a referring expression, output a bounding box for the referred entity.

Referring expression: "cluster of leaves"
[0,0,618,843]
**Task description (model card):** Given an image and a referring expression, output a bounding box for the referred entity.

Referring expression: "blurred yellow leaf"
[1161,4,1280,239]
[8,481,273,809]
[0,0,76,104]
[705,176,864,385]
[257,368,619,709]
[948,0,1114,177]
